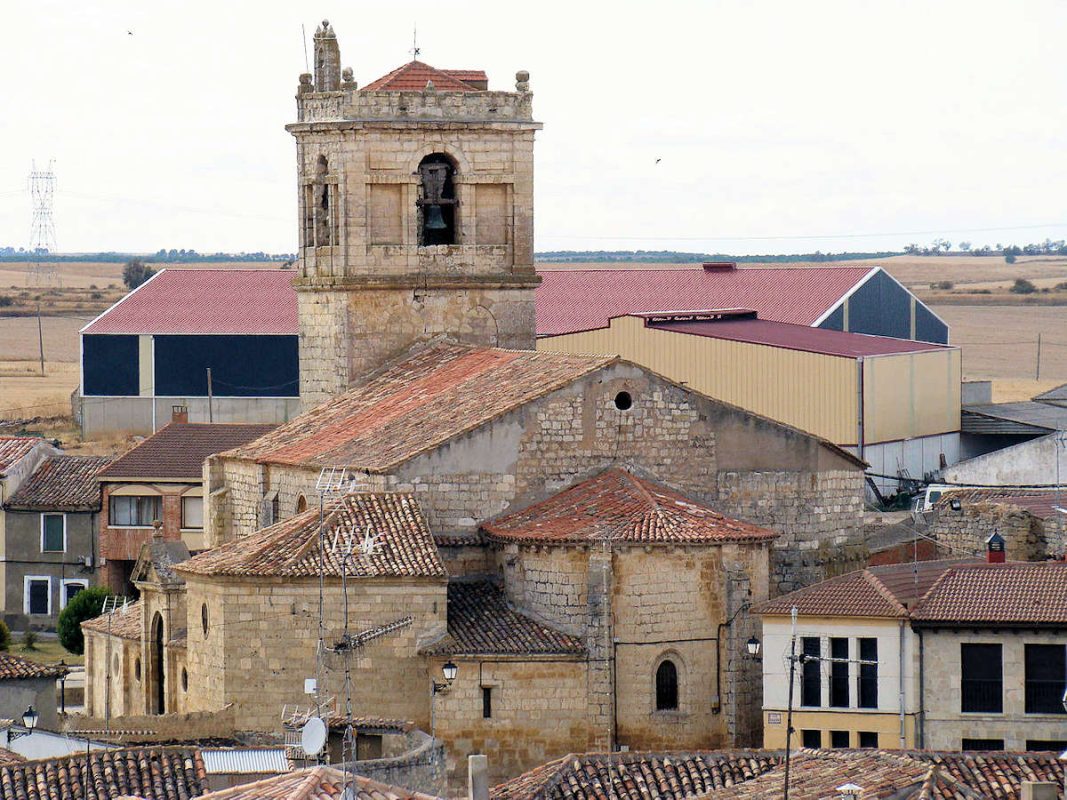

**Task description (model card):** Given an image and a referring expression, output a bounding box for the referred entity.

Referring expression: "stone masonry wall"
[930,502,1047,562]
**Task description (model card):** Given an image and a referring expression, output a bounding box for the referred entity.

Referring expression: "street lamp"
[9,706,38,741]
[430,660,458,739]
[746,636,762,658]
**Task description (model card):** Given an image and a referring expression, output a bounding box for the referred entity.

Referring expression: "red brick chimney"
[986,531,1006,563]
[171,405,189,424]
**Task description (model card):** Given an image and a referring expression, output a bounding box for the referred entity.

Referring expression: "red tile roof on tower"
[362,61,482,92]
[5,455,112,511]
[422,581,585,657]
[0,437,44,475]
[225,343,616,472]
[80,269,298,335]
[482,469,778,546]
[176,493,445,579]
[535,266,874,337]
[99,423,277,481]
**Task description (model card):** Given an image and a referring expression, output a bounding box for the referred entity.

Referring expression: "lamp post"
[430,660,458,739]
[8,706,39,741]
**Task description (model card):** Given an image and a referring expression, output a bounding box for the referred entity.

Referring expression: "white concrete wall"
[851,432,961,493]
[80,397,302,436]
[943,432,1067,486]
[761,616,918,714]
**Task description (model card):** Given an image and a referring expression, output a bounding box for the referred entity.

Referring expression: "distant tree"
[0,295,13,307]
[1010,278,1035,293]
[57,586,111,655]
[1005,253,1017,264]
[958,241,971,252]
[122,259,156,290]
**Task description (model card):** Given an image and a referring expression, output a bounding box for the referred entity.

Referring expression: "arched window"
[656,659,679,711]
[296,495,308,514]
[417,154,457,246]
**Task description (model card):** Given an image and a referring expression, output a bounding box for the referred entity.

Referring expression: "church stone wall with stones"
[181,575,446,732]
[431,656,590,792]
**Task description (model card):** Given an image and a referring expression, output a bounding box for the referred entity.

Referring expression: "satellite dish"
[300,717,327,756]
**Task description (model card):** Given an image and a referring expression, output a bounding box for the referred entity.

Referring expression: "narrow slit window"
[655,660,679,711]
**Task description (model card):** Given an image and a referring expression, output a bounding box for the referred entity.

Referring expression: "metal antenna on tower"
[27,160,58,286]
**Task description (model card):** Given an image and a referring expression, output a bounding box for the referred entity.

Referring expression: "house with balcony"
[755,550,1067,752]
[96,417,274,594]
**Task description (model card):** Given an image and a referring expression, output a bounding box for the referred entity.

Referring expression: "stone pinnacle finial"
[515,70,530,93]
[152,520,163,542]
[341,67,357,90]
[298,72,313,94]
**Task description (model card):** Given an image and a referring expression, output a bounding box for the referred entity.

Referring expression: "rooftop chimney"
[171,405,188,424]
[703,261,737,272]
[986,531,1006,564]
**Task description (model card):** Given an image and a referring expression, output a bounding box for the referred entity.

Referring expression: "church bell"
[424,204,448,230]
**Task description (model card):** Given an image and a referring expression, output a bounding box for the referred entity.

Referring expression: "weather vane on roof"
[410,24,420,60]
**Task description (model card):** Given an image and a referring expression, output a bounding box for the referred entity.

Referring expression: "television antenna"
[27,160,58,286]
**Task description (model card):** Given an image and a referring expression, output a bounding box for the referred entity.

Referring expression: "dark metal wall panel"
[153,335,299,397]
[843,270,912,340]
[820,305,844,331]
[82,334,139,396]
[914,303,949,344]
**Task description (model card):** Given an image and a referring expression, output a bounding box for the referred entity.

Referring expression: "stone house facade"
[2,454,110,630]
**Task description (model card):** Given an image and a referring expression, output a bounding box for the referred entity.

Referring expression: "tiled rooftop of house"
[190,765,444,799]
[82,599,143,640]
[758,559,1067,626]
[535,266,874,337]
[0,651,69,681]
[99,422,277,481]
[5,454,112,511]
[176,493,445,579]
[493,749,1066,800]
[482,469,778,546]
[0,437,43,475]
[81,269,298,335]
[225,344,614,472]
[362,60,484,92]
[491,751,782,800]
[422,580,585,657]
[0,745,205,800]
[0,748,24,767]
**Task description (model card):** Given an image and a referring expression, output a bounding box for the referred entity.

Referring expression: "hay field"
[0,259,284,290]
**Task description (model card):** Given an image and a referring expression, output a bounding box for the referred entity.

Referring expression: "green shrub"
[0,295,13,307]
[1054,282,1067,291]
[1010,278,1037,294]
[0,620,10,651]
[929,281,954,290]
[57,585,111,655]
[1005,253,1017,264]
[21,629,38,651]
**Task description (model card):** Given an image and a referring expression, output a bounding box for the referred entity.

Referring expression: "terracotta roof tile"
[82,599,143,640]
[0,437,44,475]
[536,266,874,337]
[0,748,24,767]
[911,562,1067,625]
[0,651,69,681]
[936,488,1066,521]
[176,493,445,579]
[5,455,112,511]
[483,469,778,546]
[100,423,276,480]
[81,269,297,335]
[491,751,782,800]
[423,581,584,657]
[194,764,445,799]
[362,61,480,92]
[226,344,614,473]
[0,745,205,800]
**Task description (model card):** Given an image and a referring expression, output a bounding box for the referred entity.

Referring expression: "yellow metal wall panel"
[538,317,859,445]
[862,350,961,444]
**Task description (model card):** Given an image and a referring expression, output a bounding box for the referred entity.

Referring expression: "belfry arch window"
[417,154,457,246]
[655,659,679,711]
[305,155,337,247]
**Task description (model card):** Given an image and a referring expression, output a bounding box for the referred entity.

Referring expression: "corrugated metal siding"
[863,349,961,444]
[201,748,289,774]
[538,316,859,445]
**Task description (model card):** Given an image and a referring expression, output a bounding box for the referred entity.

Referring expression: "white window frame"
[24,575,52,616]
[60,579,89,610]
[181,495,204,530]
[40,513,67,553]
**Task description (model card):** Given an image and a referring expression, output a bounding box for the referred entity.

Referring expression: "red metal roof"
[81,269,298,336]
[652,317,949,358]
[362,61,480,92]
[535,266,873,337]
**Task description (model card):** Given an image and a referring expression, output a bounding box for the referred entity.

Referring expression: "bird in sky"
[655,158,662,164]
[127,30,134,35]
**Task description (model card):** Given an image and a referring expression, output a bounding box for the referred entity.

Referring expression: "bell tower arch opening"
[151,611,166,714]
[417,154,458,246]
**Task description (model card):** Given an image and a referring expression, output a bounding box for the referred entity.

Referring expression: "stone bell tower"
[288,21,542,406]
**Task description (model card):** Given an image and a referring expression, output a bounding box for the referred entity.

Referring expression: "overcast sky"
[2,1,1065,256]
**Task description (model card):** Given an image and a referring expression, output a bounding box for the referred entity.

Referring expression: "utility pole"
[36,303,44,375]
[206,368,214,423]
[1036,333,1042,380]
